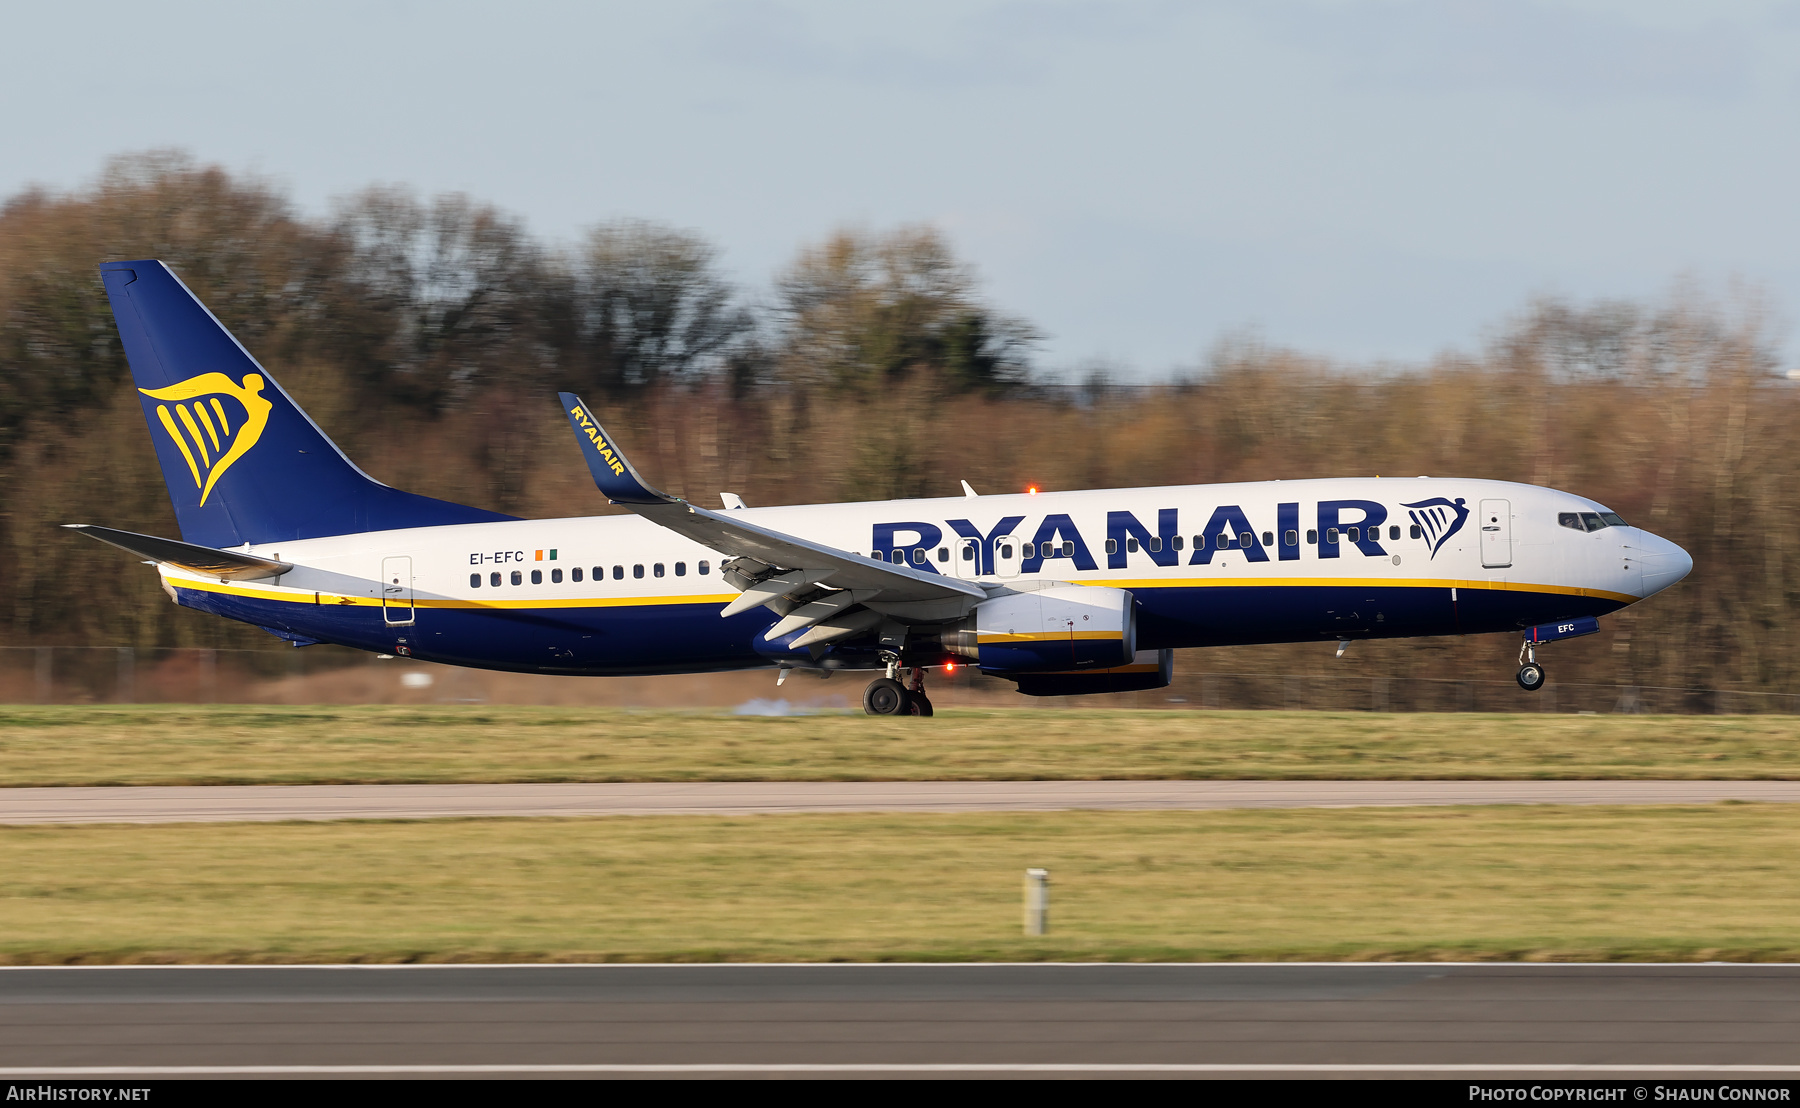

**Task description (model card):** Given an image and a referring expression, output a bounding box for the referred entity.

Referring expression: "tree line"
[1,152,1792,699]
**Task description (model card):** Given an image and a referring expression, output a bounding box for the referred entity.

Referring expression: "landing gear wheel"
[909,693,934,717]
[864,677,912,716]
[1517,663,1547,692]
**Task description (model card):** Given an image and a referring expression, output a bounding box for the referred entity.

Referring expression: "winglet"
[558,393,676,505]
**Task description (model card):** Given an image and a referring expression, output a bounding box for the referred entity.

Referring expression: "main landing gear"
[1516,638,1547,692]
[863,658,933,717]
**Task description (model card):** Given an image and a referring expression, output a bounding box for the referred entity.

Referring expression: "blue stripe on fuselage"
[172,580,1629,675]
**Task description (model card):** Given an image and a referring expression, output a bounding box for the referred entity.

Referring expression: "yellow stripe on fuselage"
[1095,576,1638,606]
[165,575,737,610]
[162,572,1636,612]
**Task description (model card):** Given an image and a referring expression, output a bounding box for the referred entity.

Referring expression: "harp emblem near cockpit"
[138,373,274,506]
[1401,496,1470,559]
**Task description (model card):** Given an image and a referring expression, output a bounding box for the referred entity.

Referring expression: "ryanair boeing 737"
[69,260,1692,715]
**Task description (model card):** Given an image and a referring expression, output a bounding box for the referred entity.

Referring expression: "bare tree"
[774,226,1036,394]
[554,220,754,395]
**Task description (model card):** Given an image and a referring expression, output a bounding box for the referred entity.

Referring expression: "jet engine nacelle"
[1011,649,1174,697]
[945,585,1136,673]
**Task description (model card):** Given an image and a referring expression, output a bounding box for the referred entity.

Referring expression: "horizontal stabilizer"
[64,524,292,581]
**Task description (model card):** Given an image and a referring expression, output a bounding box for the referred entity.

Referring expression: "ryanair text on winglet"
[569,405,626,477]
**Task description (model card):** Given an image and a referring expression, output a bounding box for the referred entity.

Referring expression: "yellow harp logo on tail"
[138,373,274,506]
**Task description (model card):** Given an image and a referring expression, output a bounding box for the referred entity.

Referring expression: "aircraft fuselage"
[165,476,1689,676]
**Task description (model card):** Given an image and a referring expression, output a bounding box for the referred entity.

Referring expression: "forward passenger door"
[1479,500,1512,569]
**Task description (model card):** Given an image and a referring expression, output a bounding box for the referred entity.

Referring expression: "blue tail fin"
[101,260,515,546]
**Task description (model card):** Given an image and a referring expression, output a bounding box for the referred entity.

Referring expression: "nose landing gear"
[1516,639,1547,692]
[863,658,934,716]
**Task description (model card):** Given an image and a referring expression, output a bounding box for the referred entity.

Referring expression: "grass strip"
[2,804,1798,964]
[3,706,1800,786]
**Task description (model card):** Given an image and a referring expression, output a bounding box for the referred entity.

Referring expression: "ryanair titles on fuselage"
[867,495,1471,575]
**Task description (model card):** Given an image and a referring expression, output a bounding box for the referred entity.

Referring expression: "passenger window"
[1307,529,1317,544]
[1000,543,1014,559]
[572,567,583,582]
[1192,535,1203,550]
[1147,536,1161,553]
[1388,526,1398,540]
[511,570,522,585]
[1127,537,1139,553]
[613,565,624,580]
[1171,536,1184,551]
[699,561,710,574]
[654,563,665,577]
[1023,543,1036,559]
[937,547,949,562]
[1105,539,1118,555]
[1262,531,1274,547]
[1239,532,1252,548]
[675,562,686,576]
[531,569,542,584]
[490,572,501,587]
[1347,527,1359,543]
[912,548,926,564]
[1062,541,1074,556]
[633,565,644,579]
[470,573,481,588]
[963,546,976,561]
[1326,528,1339,544]
[1284,530,1297,546]
[551,568,563,583]
[1410,524,1423,539]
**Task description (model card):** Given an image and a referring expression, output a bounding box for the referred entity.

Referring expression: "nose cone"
[1635,529,1693,598]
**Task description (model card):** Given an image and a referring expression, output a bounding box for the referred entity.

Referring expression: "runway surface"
[2,963,1799,1077]
[2,780,1800,824]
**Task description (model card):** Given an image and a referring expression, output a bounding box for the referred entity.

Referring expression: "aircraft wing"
[64,524,292,581]
[557,393,983,608]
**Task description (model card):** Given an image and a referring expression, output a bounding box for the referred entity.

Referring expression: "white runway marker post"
[1024,868,1049,936]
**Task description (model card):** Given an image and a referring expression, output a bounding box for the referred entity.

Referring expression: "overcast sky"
[4,0,1798,375]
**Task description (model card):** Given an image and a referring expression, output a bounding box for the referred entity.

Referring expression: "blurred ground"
[3,805,1798,965]
[3,645,1790,715]
[5,706,1800,786]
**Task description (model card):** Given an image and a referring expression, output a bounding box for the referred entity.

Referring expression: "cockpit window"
[1559,510,1629,533]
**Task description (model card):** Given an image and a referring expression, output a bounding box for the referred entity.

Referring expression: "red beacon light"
[1026,485,1040,495]
[943,661,957,673]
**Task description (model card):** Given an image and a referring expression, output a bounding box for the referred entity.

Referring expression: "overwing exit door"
[992,535,1021,578]
[382,556,414,625]
[953,538,980,580]
[1479,499,1512,568]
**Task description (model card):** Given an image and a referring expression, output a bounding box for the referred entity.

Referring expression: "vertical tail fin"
[101,260,515,546]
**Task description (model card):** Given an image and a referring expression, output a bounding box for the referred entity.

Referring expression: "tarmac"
[1,779,1798,823]
[2,963,1798,1077]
